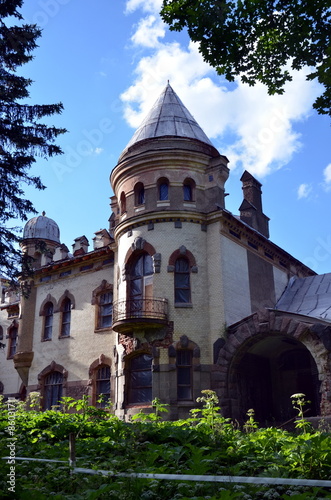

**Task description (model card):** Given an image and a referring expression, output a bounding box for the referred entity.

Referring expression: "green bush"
[1,392,331,499]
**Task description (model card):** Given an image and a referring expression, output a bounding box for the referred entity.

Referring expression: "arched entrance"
[231,335,320,424]
[216,310,331,424]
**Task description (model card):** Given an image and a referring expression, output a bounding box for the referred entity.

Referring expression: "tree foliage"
[0,0,66,280]
[161,0,331,117]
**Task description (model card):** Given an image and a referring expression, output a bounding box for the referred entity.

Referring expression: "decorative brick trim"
[91,280,113,305]
[168,247,197,268]
[124,238,156,265]
[56,289,76,311]
[39,294,56,316]
[88,354,112,376]
[37,361,68,385]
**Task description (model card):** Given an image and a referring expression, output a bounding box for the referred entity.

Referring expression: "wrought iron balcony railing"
[113,298,168,328]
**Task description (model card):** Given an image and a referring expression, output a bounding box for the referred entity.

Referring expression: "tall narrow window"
[183,183,192,201]
[99,292,113,328]
[8,325,18,359]
[43,371,63,410]
[177,349,192,400]
[43,302,53,340]
[135,182,145,205]
[174,257,191,303]
[96,365,111,407]
[61,298,71,337]
[138,186,145,205]
[129,253,153,316]
[120,191,126,214]
[128,354,152,404]
[159,180,169,200]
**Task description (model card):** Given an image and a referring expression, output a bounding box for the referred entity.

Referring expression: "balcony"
[112,298,168,333]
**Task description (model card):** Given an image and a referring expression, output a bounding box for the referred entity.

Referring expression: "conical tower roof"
[119,83,215,160]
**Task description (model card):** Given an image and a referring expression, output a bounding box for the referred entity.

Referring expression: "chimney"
[239,170,270,238]
[93,229,112,249]
[72,236,89,256]
[53,244,70,261]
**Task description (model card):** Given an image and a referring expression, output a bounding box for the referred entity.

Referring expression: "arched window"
[135,182,145,205]
[129,253,153,315]
[177,349,193,400]
[96,365,111,408]
[43,371,63,410]
[158,178,169,201]
[60,298,71,337]
[174,257,191,304]
[127,353,152,404]
[43,302,54,340]
[120,191,126,214]
[183,178,195,202]
[99,292,113,328]
[7,324,18,359]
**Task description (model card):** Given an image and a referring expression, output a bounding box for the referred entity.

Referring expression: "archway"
[230,334,320,424]
[216,310,330,424]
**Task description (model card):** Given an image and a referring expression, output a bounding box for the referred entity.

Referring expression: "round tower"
[110,83,229,418]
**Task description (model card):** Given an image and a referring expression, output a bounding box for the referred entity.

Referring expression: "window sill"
[59,335,71,339]
[125,403,152,409]
[134,206,145,213]
[41,338,52,342]
[94,327,113,333]
[174,303,193,308]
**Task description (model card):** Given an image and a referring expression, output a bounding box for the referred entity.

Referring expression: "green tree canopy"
[161,0,331,117]
[0,0,66,280]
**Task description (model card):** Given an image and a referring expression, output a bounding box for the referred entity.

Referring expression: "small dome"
[23,213,60,244]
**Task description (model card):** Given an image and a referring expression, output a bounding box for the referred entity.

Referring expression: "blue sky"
[15,0,331,274]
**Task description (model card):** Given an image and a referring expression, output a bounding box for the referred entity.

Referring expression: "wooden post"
[69,432,76,468]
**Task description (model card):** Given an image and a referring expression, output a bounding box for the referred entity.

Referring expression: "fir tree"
[0,0,66,280]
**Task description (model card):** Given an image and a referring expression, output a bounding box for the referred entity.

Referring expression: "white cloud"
[122,6,322,178]
[94,148,103,155]
[297,183,312,199]
[131,15,165,48]
[323,164,331,187]
[125,0,162,14]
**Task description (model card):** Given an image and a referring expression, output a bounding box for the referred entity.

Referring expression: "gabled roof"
[121,82,215,155]
[276,273,331,322]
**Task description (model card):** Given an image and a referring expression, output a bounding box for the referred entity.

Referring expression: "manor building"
[1,84,330,423]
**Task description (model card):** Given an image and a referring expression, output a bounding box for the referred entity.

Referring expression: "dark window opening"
[159,182,169,201]
[177,349,193,400]
[44,371,63,410]
[61,298,71,337]
[183,183,192,201]
[43,302,53,340]
[96,366,111,408]
[8,326,18,359]
[120,192,126,214]
[99,292,113,328]
[128,354,152,404]
[175,257,191,303]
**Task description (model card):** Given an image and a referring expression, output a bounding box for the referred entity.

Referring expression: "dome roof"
[23,213,60,243]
